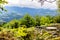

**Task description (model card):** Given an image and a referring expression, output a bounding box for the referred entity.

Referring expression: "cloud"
[5,0,57,9]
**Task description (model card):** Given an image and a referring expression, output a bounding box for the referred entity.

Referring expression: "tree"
[46,15,53,23]
[0,0,7,4]
[40,16,51,25]
[35,15,41,26]
[20,14,36,27]
[53,14,60,23]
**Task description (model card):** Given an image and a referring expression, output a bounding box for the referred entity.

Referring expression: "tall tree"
[35,15,41,26]
[20,14,36,27]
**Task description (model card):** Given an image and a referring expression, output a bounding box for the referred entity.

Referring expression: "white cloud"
[5,0,57,9]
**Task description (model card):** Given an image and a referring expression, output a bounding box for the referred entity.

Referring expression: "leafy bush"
[3,19,20,28]
[0,29,17,40]
[0,27,59,40]
[40,16,51,25]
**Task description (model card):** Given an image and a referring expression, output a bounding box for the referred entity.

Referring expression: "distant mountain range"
[0,6,57,22]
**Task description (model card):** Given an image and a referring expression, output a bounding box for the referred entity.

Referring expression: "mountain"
[5,6,57,15]
[0,6,57,22]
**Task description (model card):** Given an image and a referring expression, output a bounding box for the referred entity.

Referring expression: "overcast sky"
[5,0,57,9]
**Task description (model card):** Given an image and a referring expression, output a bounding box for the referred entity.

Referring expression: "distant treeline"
[0,13,60,28]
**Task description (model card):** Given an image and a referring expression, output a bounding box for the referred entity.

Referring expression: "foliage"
[14,27,27,37]
[53,14,60,23]
[40,16,51,25]
[3,19,20,28]
[51,37,60,40]
[0,0,60,40]
[2,14,60,28]
[0,29,17,40]
[35,15,41,26]
[0,27,60,40]
[20,14,36,27]
[0,0,8,12]
[0,0,8,4]
[46,15,53,23]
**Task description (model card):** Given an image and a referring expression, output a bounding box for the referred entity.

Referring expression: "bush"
[0,30,17,40]
[40,16,51,25]
[3,19,20,28]
[0,27,59,40]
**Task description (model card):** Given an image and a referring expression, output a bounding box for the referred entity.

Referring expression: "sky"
[0,0,58,22]
[5,0,57,9]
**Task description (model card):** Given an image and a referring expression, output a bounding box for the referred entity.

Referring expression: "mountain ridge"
[0,6,57,22]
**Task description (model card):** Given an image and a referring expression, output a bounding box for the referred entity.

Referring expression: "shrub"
[40,16,51,25]
[0,30,17,40]
[0,27,59,40]
[3,19,20,28]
